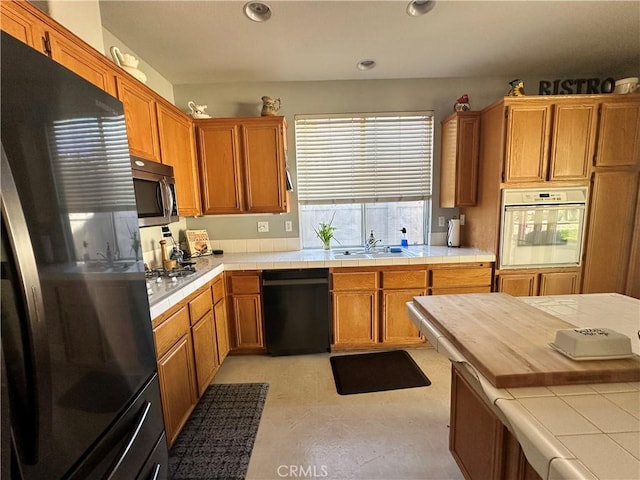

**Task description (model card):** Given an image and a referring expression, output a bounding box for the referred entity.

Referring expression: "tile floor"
[213,348,464,480]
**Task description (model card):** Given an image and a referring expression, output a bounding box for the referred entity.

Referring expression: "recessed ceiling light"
[406,0,436,17]
[357,60,376,71]
[244,2,272,22]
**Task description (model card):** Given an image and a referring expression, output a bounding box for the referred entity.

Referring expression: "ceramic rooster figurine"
[508,79,525,96]
[454,94,470,112]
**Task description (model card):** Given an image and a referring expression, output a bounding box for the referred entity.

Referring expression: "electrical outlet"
[257,221,269,233]
[285,220,293,232]
[460,214,465,226]
[438,216,445,227]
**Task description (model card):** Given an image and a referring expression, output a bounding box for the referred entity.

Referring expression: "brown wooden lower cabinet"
[226,271,265,352]
[333,290,379,346]
[450,364,541,480]
[498,270,580,297]
[191,311,219,397]
[381,289,424,344]
[153,276,232,447]
[154,307,198,447]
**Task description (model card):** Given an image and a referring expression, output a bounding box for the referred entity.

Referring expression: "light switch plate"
[460,214,465,226]
[257,221,269,233]
[438,216,445,227]
[285,220,293,232]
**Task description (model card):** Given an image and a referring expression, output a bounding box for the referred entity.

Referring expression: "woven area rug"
[169,383,269,480]
[330,350,431,395]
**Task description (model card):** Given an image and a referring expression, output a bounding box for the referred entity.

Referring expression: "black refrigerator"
[1,32,167,479]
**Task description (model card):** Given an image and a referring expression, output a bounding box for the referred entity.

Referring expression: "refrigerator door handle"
[0,147,51,465]
[104,401,153,480]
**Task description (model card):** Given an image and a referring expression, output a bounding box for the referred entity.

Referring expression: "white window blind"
[295,112,433,204]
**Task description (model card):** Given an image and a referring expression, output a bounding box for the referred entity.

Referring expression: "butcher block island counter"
[408,293,640,480]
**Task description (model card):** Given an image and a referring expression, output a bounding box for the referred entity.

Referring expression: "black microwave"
[131,157,179,227]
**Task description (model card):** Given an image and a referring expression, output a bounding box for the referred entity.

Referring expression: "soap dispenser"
[400,227,409,247]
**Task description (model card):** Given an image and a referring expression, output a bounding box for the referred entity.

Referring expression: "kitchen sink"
[332,249,413,259]
[333,252,370,259]
[369,251,413,257]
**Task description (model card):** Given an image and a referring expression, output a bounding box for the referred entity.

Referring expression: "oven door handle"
[504,203,586,210]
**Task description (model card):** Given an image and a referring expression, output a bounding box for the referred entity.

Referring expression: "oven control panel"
[503,187,587,207]
[522,192,566,203]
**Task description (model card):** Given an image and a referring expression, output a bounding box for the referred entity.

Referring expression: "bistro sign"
[539,77,615,95]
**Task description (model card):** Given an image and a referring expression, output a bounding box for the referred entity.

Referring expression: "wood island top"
[412,292,640,388]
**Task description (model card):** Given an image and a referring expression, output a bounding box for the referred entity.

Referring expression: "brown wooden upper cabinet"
[1,0,118,95]
[115,76,162,162]
[156,103,202,217]
[196,116,288,214]
[595,100,640,167]
[440,111,480,207]
[504,98,596,183]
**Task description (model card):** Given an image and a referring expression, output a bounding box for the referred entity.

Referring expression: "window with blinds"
[295,112,433,204]
[295,112,433,249]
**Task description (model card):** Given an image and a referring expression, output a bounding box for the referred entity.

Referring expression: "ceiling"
[98,1,640,85]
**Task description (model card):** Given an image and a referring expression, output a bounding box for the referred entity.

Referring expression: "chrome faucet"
[364,231,382,253]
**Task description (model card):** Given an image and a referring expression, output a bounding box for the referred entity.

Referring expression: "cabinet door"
[157,103,201,216]
[214,298,230,364]
[0,0,45,51]
[231,294,264,349]
[157,335,197,446]
[504,105,551,183]
[539,272,579,296]
[440,113,480,207]
[191,312,218,397]
[596,101,640,167]
[548,102,596,180]
[381,289,424,344]
[450,366,505,480]
[241,119,287,213]
[47,31,117,96]
[116,76,161,162]
[196,123,244,214]
[582,171,639,293]
[497,273,539,297]
[332,291,378,346]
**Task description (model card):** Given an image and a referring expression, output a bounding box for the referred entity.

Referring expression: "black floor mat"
[330,350,431,395]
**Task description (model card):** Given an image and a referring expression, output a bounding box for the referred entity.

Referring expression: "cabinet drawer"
[212,277,225,303]
[228,274,261,294]
[188,287,212,324]
[332,271,378,291]
[431,267,492,288]
[153,307,190,358]
[382,270,427,289]
[431,286,492,295]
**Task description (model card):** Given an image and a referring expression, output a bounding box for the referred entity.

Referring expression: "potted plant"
[313,212,338,250]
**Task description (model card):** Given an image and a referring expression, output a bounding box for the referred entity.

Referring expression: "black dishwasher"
[262,268,330,355]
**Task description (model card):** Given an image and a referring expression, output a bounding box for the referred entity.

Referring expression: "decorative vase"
[261,96,281,116]
[110,46,147,84]
[322,239,331,250]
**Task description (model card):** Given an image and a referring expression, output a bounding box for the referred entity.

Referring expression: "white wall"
[174,76,510,244]
[35,0,105,52]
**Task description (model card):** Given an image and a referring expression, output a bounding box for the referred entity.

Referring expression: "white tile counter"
[147,245,494,319]
[409,293,640,480]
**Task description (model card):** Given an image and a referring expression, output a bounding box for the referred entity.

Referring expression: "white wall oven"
[499,187,588,269]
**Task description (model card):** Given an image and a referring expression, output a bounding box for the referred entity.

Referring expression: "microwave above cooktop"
[131,157,179,227]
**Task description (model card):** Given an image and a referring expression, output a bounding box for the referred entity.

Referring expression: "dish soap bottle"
[400,227,409,247]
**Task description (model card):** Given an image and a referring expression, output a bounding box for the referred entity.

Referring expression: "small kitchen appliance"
[447,218,461,247]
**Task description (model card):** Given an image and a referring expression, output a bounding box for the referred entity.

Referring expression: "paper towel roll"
[447,219,461,247]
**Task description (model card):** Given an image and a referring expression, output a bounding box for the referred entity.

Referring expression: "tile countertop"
[146,245,494,319]
[410,293,640,480]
